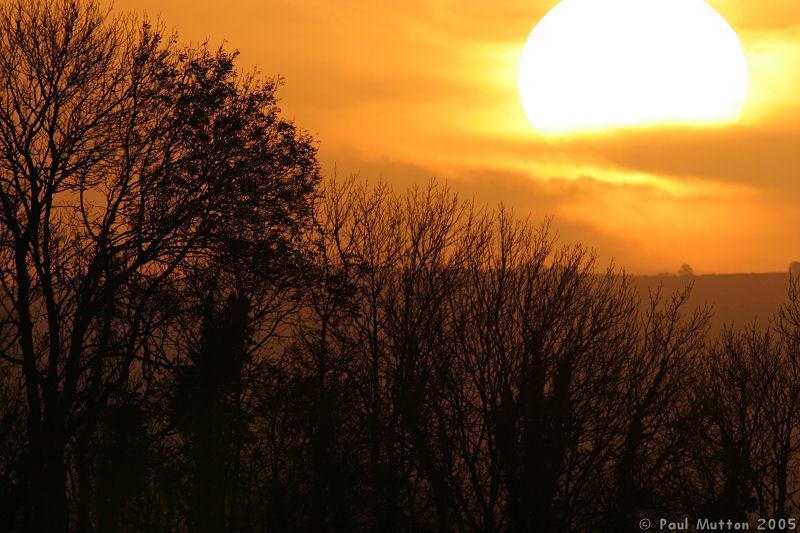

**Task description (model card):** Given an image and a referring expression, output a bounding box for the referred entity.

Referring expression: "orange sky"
[112,0,800,274]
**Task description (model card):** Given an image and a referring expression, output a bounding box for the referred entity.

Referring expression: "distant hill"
[631,272,791,336]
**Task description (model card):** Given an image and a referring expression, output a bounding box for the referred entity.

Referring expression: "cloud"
[565,124,800,191]
[108,0,800,273]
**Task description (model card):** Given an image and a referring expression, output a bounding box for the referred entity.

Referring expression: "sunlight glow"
[519,0,749,135]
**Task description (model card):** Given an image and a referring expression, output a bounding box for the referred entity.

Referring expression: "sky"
[112,0,800,274]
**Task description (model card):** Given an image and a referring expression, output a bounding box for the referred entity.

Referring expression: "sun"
[518,0,749,136]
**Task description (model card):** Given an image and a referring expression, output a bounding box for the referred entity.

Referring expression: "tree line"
[1,1,799,532]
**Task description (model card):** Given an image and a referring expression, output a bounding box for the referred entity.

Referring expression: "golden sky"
[113,0,800,274]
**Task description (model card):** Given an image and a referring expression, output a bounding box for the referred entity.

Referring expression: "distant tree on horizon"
[679,263,695,276]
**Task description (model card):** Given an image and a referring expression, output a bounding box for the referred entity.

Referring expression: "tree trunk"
[28,428,68,533]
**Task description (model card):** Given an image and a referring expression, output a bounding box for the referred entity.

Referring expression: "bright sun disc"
[519,0,749,136]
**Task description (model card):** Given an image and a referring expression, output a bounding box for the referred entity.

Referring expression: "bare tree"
[0,1,318,531]
[288,180,713,533]
[691,310,800,528]
[604,287,709,532]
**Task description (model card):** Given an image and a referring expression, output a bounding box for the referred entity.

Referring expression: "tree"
[161,44,319,533]
[172,294,253,533]
[694,327,777,521]
[605,287,709,532]
[0,1,319,531]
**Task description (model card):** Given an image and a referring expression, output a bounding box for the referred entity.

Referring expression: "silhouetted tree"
[0,1,318,531]
[172,294,253,533]
[160,43,319,532]
[695,326,774,521]
[605,287,709,532]
[94,399,150,532]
